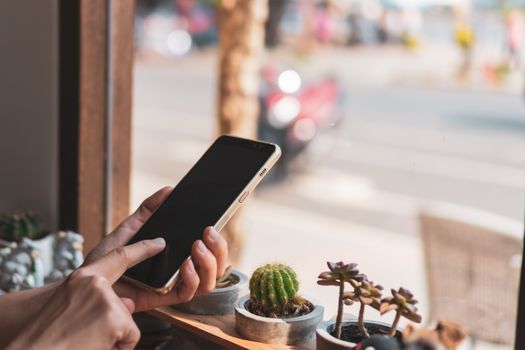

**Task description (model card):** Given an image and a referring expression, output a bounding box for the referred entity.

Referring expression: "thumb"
[120,297,136,314]
[85,238,166,284]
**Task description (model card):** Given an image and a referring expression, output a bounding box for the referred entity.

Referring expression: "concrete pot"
[175,270,248,315]
[235,295,324,345]
[317,319,401,350]
[0,231,83,292]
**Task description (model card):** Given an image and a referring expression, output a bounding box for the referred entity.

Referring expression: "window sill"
[148,306,315,350]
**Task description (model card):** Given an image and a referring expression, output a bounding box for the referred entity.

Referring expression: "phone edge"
[124,139,281,295]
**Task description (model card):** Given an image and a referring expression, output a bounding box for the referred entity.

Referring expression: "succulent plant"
[380,287,422,336]
[317,261,423,342]
[0,212,43,242]
[317,261,366,339]
[249,263,311,318]
[215,265,238,288]
[344,279,383,339]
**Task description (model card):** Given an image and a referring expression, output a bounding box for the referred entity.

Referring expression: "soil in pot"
[329,322,402,344]
[235,295,324,345]
[246,295,314,318]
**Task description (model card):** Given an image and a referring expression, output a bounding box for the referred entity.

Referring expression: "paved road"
[132,52,525,236]
[275,85,525,234]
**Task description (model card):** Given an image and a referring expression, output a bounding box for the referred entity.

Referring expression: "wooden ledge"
[148,306,315,350]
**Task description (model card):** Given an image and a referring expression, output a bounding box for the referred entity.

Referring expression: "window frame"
[58,0,133,253]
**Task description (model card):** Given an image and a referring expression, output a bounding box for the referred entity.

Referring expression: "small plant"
[215,265,238,288]
[248,263,313,318]
[317,261,422,344]
[317,261,366,338]
[0,211,43,242]
[380,287,422,336]
[344,279,383,339]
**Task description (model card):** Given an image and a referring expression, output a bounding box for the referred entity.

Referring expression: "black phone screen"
[124,136,276,289]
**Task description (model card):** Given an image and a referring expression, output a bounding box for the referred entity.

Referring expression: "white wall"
[0,0,59,230]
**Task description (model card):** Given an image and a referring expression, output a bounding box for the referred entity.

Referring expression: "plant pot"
[0,231,83,292]
[175,270,248,315]
[316,319,402,350]
[235,295,324,345]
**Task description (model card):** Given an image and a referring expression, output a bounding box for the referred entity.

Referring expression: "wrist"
[0,280,63,348]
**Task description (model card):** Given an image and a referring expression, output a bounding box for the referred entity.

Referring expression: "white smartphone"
[123,135,280,294]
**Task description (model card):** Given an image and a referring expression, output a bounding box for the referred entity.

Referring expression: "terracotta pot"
[316,319,402,350]
[235,295,324,345]
[175,270,248,315]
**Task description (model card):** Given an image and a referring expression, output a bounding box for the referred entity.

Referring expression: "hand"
[84,186,229,312]
[7,236,168,350]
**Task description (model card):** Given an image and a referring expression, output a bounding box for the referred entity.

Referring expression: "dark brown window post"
[59,0,134,253]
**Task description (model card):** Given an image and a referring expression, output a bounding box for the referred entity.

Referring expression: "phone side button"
[239,191,249,203]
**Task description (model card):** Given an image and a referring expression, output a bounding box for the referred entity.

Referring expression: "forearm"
[0,281,62,348]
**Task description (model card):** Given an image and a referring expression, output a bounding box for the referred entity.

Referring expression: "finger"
[175,259,200,303]
[202,226,228,278]
[131,186,173,226]
[120,297,136,314]
[84,187,173,264]
[86,238,166,284]
[111,186,173,244]
[191,240,217,294]
[115,318,140,350]
[117,259,200,311]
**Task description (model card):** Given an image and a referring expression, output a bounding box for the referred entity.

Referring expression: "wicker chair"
[419,204,523,345]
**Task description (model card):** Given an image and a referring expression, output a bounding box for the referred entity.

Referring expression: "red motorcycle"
[258,63,345,178]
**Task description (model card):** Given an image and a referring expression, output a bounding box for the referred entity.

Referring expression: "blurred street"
[131,46,524,349]
[128,0,525,347]
[131,47,525,228]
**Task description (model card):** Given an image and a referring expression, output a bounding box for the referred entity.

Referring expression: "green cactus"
[0,212,43,242]
[248,263,311,318]
[250,263,299,307]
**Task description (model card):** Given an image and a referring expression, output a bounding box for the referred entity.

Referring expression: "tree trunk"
[216,0,268,265]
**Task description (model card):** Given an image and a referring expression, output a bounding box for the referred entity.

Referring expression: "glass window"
[132,1,524,348]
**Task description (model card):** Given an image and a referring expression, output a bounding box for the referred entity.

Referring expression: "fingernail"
[196,240,206,253]
[187,260,195,272]
[152,238,166,247]
[208,227,219,240]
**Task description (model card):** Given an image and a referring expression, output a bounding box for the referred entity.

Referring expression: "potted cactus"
[235,263,324,345]
[316,261,422,350]
[174,266,248,315]
[0,211,84,293]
